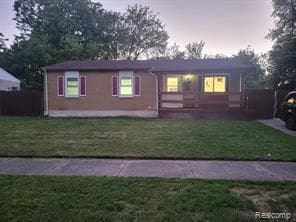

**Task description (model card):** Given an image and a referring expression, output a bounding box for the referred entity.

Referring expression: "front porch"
[160,91,243,110]
[158,73,246,114]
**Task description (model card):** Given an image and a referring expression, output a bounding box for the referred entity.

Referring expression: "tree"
[185,41,205,59]
[120,5,169,60]
[203,53,228,59]
[2,35,56,89]
[162,41,205,60]
[267,0,296,89]
[13,0,113,59]
[5,0,127,89]
[163,43,185,59]
[267,0,296,41]
[0,33,9,72]
[3,1,170,89]
[269,39,296,88]
[232,47,269,89]
[0,33,8,52]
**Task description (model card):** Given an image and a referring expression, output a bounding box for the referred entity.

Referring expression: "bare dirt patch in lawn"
[231,187,294,212]
[94,131,127,139]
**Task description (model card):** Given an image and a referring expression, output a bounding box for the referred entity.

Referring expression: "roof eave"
[43,67,153,72]
[153,66,256,74]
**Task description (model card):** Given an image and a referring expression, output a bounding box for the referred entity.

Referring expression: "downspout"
[43,68,49,116]
[148,67,159,116]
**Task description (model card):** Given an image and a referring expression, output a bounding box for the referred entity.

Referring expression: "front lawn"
[0,176,295,221]
[0,117,295,160]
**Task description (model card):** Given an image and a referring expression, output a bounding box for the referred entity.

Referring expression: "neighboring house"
[43,59,255,117]
[0,67,20,91]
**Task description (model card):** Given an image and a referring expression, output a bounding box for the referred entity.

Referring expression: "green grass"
[0,117,295,160]
[0,176,295,222]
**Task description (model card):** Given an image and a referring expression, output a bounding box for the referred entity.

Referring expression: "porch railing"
[159,92,243,109]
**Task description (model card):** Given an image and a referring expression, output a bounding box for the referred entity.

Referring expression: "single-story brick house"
[43,59,255,117]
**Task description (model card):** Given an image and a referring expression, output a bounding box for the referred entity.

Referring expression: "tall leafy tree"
[203,53,228,59]
[163,43,185,59]
[162,41,205,60]
[267,0,296,89]
[2,35,55,89]
[0,33,8,52]
[185,41,205,59]
[4,0,125,89]
[2,1,170,89]
[0,33,9,72]
[120,5,169,60]
[232,47,269,89]
[13,0,112,59]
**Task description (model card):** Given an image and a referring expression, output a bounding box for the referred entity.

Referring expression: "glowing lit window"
[204,76,226,93]
[120,77,133,96]
[204,77,214,92]
[66,78,79,96]
[167,77,178,92]
[214,77,226,92]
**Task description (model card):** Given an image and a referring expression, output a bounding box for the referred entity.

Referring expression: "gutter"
[42,68,49,116]
[148,67,159,115]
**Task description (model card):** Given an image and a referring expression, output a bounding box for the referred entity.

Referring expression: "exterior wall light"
[185,74,191,81]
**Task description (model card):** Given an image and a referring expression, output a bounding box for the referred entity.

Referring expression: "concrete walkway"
[0,158,296,181]
[258,118,296,136]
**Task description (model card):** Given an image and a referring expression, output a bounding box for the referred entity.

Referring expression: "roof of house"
[0,67,20,82]
[43,58,255,73]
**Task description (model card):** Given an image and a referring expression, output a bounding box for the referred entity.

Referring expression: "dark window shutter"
[112,76,118,96]
[57,76,64,96]
[134,76,140,96]
[80,76,86,96]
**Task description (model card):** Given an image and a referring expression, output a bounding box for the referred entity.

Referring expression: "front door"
[182,74,196,108]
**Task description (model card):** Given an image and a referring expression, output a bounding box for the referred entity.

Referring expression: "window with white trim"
[65,71,79,97]
[67,78,79,96]
[119,71,133,97]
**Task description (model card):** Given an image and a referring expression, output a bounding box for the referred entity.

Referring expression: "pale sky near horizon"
[0,0,274,56]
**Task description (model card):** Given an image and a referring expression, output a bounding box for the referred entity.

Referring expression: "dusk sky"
[0,0,274,56]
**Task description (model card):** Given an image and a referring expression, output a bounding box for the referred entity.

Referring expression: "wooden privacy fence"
[244,89,294,119]
[0,91,43,116]
[245,89,275,119]
[0,89,292,118]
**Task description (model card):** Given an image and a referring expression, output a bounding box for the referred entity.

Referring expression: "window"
[65,71,79,97]
[204,76,226,93]
[204,77,214,92]
[120,77,133,96]
[67,78,79,96]
[167,77,179,92]
[119,71,133,97]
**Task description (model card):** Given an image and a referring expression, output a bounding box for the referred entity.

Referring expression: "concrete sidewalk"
[0,158,295,181]
[258,118,296,136]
